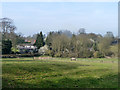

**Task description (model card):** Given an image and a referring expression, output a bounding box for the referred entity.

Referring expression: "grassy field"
[2,57,118,88]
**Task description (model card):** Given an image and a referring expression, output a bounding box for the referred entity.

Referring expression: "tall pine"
[34,32,44,49]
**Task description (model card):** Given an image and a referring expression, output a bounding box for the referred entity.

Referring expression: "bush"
[105,51,113,57]
[61,52,69,58]
[68,53,78,58]
[11,47,19,54]
[54,52,61,57]
[45,50,55,57]
[110,45,118,57]
[82,50,93,58]
[93,51,104,58]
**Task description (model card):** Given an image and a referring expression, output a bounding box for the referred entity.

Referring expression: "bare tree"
[0,17,16,39]
[0,17,17,53]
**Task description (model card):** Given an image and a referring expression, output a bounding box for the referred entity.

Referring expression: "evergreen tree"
[46,32,52,47]
[34,31,44,49]
[2,39,12,54]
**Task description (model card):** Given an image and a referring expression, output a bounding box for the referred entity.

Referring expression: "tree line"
[35,30,118,58]
[0,17,119,58]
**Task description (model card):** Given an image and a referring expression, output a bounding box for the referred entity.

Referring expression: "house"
[17,44,38,54]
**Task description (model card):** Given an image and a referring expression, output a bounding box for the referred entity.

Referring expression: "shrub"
[45,50,55,57]
[93,51,104,58]
[61,52,69,58]
[11,47,19,54]
[68,53,78,58]
[82,50,93,58]
[54,52,61,57]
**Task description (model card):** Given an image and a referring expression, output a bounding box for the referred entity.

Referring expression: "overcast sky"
[2,2,118,36]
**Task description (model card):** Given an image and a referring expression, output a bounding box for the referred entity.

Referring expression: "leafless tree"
[0,18,17,53]
[0,17,16,39]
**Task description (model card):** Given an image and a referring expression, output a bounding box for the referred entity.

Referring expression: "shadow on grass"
[16,63,81,74]
[3,62,84,76]
[65,68,111,76]
[2,60,34,62]
[2,73,118,88]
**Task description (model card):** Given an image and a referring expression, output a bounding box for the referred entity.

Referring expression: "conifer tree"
[34,31,44,49]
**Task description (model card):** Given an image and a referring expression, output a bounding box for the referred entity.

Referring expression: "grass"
[2,57,118,88]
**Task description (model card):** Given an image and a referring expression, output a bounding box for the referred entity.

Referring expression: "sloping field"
[2,58,118,88]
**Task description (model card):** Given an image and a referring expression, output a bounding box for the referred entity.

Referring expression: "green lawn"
[2,57,118,88]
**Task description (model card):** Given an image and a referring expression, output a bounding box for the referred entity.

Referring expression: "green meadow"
[2,58,118,88]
